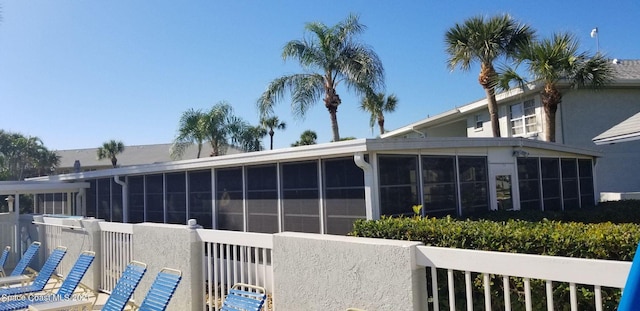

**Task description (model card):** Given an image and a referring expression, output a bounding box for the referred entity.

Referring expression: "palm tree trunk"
[378,116,385,135]
[196,143,202,158]
[479,63,501,137]
[324,87,342,141]
[269,131,275,150]
[329,108,340,142]
[541,84,562,142]
[484,87,501,137]
[111,157,117,167]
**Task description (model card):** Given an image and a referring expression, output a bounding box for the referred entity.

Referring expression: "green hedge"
[351,216,640,259]
[469,200,640,224]
[351,216,640,310]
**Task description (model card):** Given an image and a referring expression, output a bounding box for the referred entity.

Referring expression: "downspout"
[75,188,85,216]
[354,152,379,220]
[114,176,128,223]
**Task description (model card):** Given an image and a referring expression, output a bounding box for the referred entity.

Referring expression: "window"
[247,165,278,233]
[166,172,186,224]
[128,176,144,223]
[216,168,244,231]
[282,161,320,233]
[323,157,366,235]
[561,159,579,210]
[378,155,419,216]
[510,99,538,136]
[541,158,561,211]
[97,178,112,221]
[421,156,457,216]
[145,174,164,223]
[517,158,541,211]
[188,170,212,229]
[474,114,483,130]
[458,157,488,216]
[578,159,595,208]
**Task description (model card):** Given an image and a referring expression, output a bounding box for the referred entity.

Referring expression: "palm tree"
[260,116,286,150]
[503,33,613,142]
[233,124,267,152]
[360,91,398,135]
[445,14,534,137]
[205,102,238,157]
[291,130,318,147]
[97,140,125,168]
[171,108,209,159]
[258,14,384,142]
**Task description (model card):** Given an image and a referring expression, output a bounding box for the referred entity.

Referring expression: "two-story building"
[382,59,640,197]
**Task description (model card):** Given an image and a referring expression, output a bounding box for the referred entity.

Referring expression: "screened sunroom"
[27,137,600,234]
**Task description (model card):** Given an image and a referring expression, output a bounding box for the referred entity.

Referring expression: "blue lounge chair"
[0,250,95,311]
[100,261,147,311]
[221,283,267,311]
[0,246,9,277]
[0,246,66,295]
[27,260,147,311]
[137,268,182,311]
[9,241,40,277]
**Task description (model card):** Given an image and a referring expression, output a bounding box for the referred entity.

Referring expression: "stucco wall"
[273,232,427,311]
[132,223,203,311]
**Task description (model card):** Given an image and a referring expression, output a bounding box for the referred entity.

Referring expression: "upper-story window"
[510,99,538,136]
[474,114,483,130]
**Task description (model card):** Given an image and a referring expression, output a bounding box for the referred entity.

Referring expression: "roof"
[56,143,243,169]
[610,59,640,81]
[33,137,601,182]
[593,111,640,145]
[382,59,640,139]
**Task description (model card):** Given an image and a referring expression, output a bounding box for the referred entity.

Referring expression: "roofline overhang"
[30,137,601,182]
[0,181,91,195]
[593,132,640,145]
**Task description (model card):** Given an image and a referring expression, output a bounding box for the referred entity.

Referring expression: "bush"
[469,200,640,224]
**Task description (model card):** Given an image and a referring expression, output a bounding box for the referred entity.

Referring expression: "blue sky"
[1,1,638,151]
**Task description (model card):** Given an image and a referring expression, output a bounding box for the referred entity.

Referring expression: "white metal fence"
[417,245,631,311]
[98,222,134,293]
[197,229,274,311]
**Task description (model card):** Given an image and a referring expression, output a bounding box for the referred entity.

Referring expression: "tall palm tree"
[258,14,384,142]
[260,116,286,150]
[503,33,613,142]
[445,14,534,137]
[97,140,125,168]
[291,130,318,147]
[360,91,398,135]
[171,108,209,159]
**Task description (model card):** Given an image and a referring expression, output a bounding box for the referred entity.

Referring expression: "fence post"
[132,222,203,311]
[273,232,428,311]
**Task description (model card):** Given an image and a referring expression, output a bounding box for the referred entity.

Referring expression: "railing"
[197,229,274,311]
[98,222,134,293]
[417,246,631,311]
